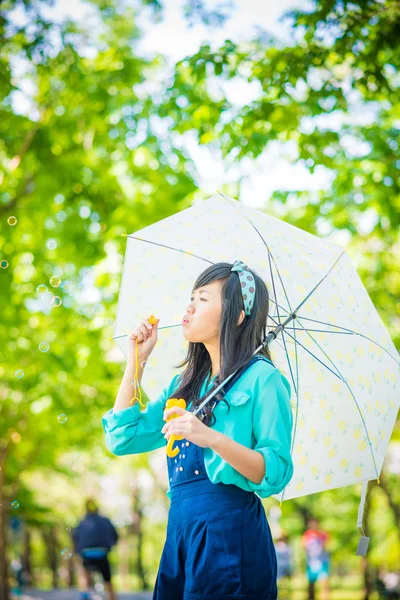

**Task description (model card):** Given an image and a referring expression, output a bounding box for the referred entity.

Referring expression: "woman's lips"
[182,317,190,325]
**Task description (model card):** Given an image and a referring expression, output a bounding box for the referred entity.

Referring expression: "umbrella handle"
[165,398,187,457]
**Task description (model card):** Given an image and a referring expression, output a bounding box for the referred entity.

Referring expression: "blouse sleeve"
[246,368,294,497]
[102,373,182,456]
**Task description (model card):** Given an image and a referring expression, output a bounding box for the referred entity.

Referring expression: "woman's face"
[181,280,223,343]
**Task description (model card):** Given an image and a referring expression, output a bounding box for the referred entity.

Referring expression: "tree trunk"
[67,554,76,588]
[43,526,59,589]
[23,526,33,586]
[378,474,400,524]
[119,536,130,590]
[291,499,313,529]
[0,455,10,600]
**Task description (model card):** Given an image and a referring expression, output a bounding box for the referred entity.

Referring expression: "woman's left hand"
[161,406,214,449]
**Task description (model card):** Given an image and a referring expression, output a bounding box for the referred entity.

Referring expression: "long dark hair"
[170,262,274,426]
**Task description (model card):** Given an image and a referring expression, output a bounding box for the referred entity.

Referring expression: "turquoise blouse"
[102,359,294,500]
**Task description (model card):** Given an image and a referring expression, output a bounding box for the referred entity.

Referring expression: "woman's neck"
[204,340,219,380]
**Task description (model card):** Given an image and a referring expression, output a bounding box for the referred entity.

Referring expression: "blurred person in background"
[302,517,330,600]
[376,568,400,599]
[275,532,293,599]
[72,498,118,600]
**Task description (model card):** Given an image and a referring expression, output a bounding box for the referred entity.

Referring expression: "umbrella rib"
[295,316,400,367]
[267,317,301,505]
[266,250,303,441]
[267,252,283,327]
[285,328,353,335]
[217,191,292,325]
[269,316,343,382]
[124,235,214,265]
[279,331,300,463]
[292,249,346,315]
[268,299,293,314]
[270,331,300,485]
[276,325,300,441]
[294,318,380,480]
[268,324,299,410]
[295,316,356,329]
[113,234,132,341]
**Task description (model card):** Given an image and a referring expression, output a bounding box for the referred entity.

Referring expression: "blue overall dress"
[153,357,278,600]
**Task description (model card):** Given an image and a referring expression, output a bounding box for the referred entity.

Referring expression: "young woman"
[102,261,294,600]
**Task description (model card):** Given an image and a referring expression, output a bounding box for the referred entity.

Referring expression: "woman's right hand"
[128,316,159,363]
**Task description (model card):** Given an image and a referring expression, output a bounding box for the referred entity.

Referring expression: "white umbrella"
[112,194,400,553]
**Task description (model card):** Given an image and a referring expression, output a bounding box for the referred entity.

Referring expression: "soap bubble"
[66,527,72,533]
[15,369,24,379]
[11,500,19,509]
[7,216,17,226]
[50,276,61,287]
[36,284,48,294]
[46,239,57,250]
[131,381,140,389]
[0,260,8,269]
[140,360,147,369]
[39,342,50,353]
[52,296,62,307]
[58,414,67,424]
[60,280,73,295]
[61,548,73,559]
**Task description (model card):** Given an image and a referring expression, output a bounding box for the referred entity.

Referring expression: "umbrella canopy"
[112,194,400,505]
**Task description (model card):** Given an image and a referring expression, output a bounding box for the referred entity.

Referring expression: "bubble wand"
[130,314,158,408]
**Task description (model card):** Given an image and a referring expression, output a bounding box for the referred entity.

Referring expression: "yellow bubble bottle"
[165,398,187,458]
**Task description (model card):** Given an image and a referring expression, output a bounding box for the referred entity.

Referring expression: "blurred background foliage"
[0,0,399,598]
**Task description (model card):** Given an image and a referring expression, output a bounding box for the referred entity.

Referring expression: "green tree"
[0,0,196,596]
[160,0,400,347]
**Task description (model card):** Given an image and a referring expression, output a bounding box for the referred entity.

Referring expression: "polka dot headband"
[231,260,256,316]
